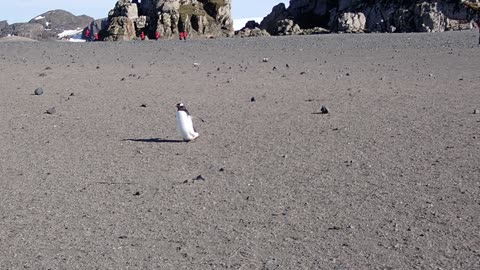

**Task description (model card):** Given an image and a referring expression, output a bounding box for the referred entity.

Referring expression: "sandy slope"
[0,31,479,269]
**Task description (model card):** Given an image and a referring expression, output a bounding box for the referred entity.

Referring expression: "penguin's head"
[176,103,186,111]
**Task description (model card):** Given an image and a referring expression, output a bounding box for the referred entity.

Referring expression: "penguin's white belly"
[176,111,199,141]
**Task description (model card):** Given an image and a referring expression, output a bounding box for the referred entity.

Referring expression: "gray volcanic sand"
[0,31,479,269]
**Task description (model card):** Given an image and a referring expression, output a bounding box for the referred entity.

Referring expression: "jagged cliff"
[104,0,234,41]
[260,0,480,35]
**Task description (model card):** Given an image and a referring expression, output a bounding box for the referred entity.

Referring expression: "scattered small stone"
[133,191,141,196]
[272,66,277,71]
[34,87,44,96]
[120,78,125,81]
[69,92,75,96]
[262,58,269,63]
[474,109,480,114]
[328,226,342,230]
[193,175,205,181]
[286,64,290,68]
[38,73,47,77]
[219,168,224,172]
[217,67,220,71]
[96,66,100,69]
[44,67,52,70]
[193,63,200,67]
[46,107,56,114]
[429,73,434,77]
[140,104,147,108]
[119,236,128,239]
[320,105,329,114]
[346,73,350,76]
[300,71,306,75]
[264,258,279,270]
[251,97,256,102]
[226,78,232,83]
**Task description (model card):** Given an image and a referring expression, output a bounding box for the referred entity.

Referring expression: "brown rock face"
[105,17,136,41]
[104,0,233,40]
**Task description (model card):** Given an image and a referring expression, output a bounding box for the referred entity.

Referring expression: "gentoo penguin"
[176,103,199,142]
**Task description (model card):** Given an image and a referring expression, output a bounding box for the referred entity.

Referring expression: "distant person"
[183,31,188,41]
[140,31,145,40]
[179,32,184,40]
[84,28,90,41]
[94,33,99,41]
[155,31,160,40]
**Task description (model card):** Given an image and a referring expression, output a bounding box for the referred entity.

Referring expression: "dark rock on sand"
[46,107,56,114]
[34,87,44,96]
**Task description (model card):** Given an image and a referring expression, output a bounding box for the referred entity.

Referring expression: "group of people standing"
[136,30,189,41]
[83,28,187,42]
[83,28,98,42]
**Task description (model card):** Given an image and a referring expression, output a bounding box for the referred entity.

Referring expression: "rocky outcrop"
[260,3,291,34]
[105,17,136,41]
[0,23,47,40]
[235,21,270,38]
[337,12,366,33]
[28,10,93,32]
[260,0,480,35]
[104,0,234,40]
[0,10,93,41]
[0,21,7,31]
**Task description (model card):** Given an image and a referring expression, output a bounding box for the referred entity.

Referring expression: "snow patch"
[57,29,86,42]
[57,29,83,38]
[234,17,264,31]
[34,16,45,20]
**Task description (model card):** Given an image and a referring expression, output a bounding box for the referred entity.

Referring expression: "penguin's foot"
[188,138,199,143]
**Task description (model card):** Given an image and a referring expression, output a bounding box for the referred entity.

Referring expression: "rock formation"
[235,20,270,38]
[0,23,46,40]
[28,10,93,32]
[260,0,480,35]
[104,0,234,41]
[0,21,7,32]
[0,10,93,41]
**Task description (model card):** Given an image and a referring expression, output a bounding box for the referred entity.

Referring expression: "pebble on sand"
[34,87,44,96]
[474,109,480,114]
[262,58,269,63]
[193,175,205,181]
[251,97,256,102]
[320,105,329,114]
[46,107,56,114]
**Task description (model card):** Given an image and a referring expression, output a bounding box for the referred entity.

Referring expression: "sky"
[0,0,285,24]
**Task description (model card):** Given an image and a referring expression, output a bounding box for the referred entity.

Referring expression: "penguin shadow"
[123,138,185,143]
